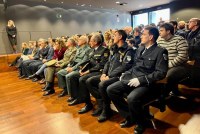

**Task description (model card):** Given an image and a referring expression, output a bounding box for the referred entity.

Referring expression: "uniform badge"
[127,56,132,61]
[104,53,108,57]
[163,54,168,60]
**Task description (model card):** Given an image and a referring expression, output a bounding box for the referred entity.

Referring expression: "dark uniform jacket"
[70,45,91,71]
[185,27,200,66]
[80,45,109,73]
[103,43,136,78]
[121,43,168,86]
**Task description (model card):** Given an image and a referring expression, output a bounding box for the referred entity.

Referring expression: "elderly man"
[56,35,91,97]
[67,33,109,114]
[185,18,200,86]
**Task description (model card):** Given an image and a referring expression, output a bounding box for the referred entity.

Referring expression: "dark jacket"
[6,26,17,36]
[80,45,110,73]
[185,27,200,66]
[33,46,53,60]
[121,43,168,86]
[103,43,136,78]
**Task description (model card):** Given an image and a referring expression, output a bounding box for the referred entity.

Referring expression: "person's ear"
[149,35,153,41]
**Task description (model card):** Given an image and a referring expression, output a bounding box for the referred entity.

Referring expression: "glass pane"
[149,8,170,26]
[133,13,148,27]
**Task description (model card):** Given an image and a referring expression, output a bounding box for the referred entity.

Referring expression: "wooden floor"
[0,71,200,134]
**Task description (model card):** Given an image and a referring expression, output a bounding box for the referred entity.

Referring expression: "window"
[149,8,170,26]
[133,13,148,28]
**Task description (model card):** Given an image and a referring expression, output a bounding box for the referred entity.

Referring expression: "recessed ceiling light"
[116,2,127,6]
[44,0,46,1]
[61,1,64,4]
[81,4,85,6]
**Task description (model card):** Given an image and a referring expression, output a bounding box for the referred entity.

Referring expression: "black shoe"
[67,97,75,102]
[120,119,134,128]
[91,108,103,117]
[78,103,93,114]
[19,75,26,79]
[58,90,68,97]
[134,125,146,134]
[43,89,55,96]
[42,86,51,92]
[68,99,84,106]
[98,109,113,122]
[29,74,37,79]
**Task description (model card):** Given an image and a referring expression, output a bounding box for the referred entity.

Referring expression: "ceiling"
[27,0,176,12]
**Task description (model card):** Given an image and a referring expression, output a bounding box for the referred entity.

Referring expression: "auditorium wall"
[170,0,200,21]
[0,0,131,54]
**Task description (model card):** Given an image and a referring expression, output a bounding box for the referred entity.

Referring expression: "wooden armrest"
[156,77,168,84]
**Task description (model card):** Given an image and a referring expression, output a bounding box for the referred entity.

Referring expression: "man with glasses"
[185,18,200,86]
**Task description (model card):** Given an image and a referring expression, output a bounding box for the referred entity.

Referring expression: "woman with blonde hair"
[6,20,17,53]
[9,42,29,67]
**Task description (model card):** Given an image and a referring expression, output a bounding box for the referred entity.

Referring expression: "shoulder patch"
[126,56,132,61]
[163,54,168,60]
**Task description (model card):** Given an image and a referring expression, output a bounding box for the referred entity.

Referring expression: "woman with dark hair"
[6,20,17,53]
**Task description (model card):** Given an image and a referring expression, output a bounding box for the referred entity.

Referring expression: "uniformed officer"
[56,35,91,98]
[43,38,77,96]
[67,33,109,114]
[85,30,136,121]
[107,26,168,134]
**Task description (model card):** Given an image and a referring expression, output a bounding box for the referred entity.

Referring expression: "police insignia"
[127,56,131,61]
[163,54,168,60]
[104,53,108,57]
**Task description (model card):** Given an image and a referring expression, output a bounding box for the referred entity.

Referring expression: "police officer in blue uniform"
[85,30,136,122]
[107,26,168,134]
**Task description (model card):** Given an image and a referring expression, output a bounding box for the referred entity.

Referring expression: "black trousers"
[98,77,119,109]
[86,75,101,99]
[107,81,158,126]
[78,72,101,103]
[166,66,189,94]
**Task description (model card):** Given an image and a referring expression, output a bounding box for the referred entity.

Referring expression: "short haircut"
[144,26,159,42]
[38,38,47,44]
[68,38,77,46]
[128,38,135,45]
[134,27,141,33]
[116,30,127,41]
[170,20,178,28]
[160,23,174,35]
[92,33,102,45]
